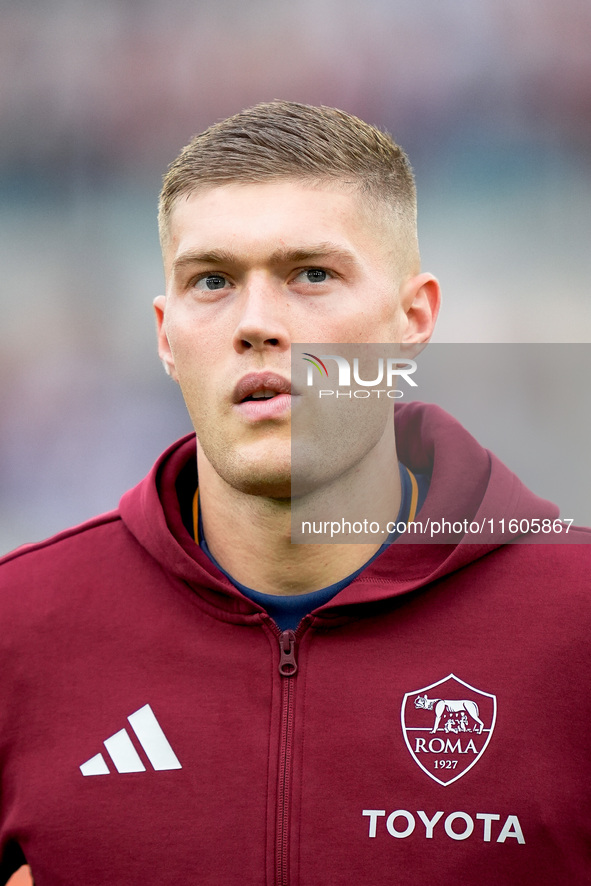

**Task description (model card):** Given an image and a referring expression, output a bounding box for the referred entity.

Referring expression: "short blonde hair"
[159,100,418,258]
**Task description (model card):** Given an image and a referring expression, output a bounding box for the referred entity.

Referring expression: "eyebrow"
[171,243,359,274]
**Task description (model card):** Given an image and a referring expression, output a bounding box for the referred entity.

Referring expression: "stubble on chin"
[199,438,292,501]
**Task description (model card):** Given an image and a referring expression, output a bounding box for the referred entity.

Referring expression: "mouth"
[233,372,293,403]
[233,372,294,420]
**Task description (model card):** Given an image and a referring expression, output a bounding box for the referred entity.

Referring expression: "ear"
[400,272,441,346]
[153,295,178,381]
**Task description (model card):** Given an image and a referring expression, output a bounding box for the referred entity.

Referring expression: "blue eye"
[300,268,328,283]
[195,274,228,291]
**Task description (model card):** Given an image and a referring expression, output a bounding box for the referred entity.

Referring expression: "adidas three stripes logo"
[80,704,182,776]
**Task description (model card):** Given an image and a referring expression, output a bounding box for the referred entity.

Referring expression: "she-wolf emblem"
[414,694,485,734]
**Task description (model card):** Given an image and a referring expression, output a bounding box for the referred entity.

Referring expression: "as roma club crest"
[401,674,497,786]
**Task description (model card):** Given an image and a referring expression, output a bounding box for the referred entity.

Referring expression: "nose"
[232,276,290,355]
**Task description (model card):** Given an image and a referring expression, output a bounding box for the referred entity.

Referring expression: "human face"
[155,180,432,498]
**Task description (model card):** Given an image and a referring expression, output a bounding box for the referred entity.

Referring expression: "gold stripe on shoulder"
[406,467,419,524]
[192,488,200,544]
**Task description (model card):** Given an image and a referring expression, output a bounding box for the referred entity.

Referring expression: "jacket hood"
[119,401,560,617]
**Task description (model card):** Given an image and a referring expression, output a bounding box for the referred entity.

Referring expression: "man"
[1,102,589,885]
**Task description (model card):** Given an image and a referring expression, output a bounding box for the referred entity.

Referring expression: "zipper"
[276,629,298,886]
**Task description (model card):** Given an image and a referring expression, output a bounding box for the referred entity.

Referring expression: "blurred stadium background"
[1,0,590,556]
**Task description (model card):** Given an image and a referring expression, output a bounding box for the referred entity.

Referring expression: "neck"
[196,421,400,596]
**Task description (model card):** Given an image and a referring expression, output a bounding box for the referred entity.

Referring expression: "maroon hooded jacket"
[0,402,590,885]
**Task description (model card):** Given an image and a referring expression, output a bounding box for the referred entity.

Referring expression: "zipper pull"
[278,630,298,676]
